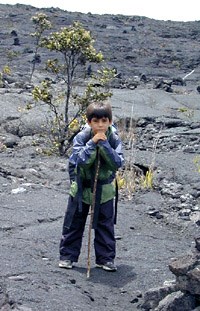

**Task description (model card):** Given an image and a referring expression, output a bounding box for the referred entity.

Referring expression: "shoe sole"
[96,264,117,272]
[59,263,73,269]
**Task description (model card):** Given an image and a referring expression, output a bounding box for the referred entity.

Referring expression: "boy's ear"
[87,120,91,126]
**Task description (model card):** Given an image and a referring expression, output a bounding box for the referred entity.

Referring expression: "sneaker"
[59,260,73,269]
[96,262,117,272]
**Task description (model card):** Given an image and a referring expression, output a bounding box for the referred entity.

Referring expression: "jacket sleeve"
[98,134,124,171]
[69,131,97,168]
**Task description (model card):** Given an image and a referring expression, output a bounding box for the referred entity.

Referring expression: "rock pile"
[141,240,200,311]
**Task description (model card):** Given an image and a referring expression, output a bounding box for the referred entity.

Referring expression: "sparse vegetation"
[6,50,20,62]
[194,156,200,174]
[0,65,11,87]
[178,107,194,118]
[30,13,52,82]
[140,169,154,189]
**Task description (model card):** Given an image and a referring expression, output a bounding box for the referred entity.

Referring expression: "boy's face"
[88,117,111,134]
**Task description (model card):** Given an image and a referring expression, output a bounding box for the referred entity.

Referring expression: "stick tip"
[86,271,90,278]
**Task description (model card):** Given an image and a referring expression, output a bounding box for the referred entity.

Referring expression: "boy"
[59,101,124,271]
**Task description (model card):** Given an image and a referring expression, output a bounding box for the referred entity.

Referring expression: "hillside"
[0,3,200,84]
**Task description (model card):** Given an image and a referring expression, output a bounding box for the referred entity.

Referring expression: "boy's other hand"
[92,132,107,144]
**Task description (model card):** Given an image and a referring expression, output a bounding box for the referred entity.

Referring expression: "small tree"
[40,21,104,124]
[30,13,52,82]
[32,20,116,155]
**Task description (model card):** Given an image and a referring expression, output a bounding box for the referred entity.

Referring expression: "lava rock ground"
[0,87,200,311]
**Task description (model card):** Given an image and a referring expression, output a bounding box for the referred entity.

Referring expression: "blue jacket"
[68,125,124,205]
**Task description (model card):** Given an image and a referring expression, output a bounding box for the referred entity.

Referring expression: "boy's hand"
[92,132,107,144]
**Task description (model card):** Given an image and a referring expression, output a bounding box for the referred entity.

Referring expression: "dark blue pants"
[59,197,116,264]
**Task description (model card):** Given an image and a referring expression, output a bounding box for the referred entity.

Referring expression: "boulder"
[169,253,200,296]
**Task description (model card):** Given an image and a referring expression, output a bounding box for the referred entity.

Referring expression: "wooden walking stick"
[86,150,100,278]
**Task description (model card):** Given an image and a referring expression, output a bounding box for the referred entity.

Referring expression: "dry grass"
[116,111,162,199]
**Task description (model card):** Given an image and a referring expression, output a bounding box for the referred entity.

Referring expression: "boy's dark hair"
[86,101,112,122]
